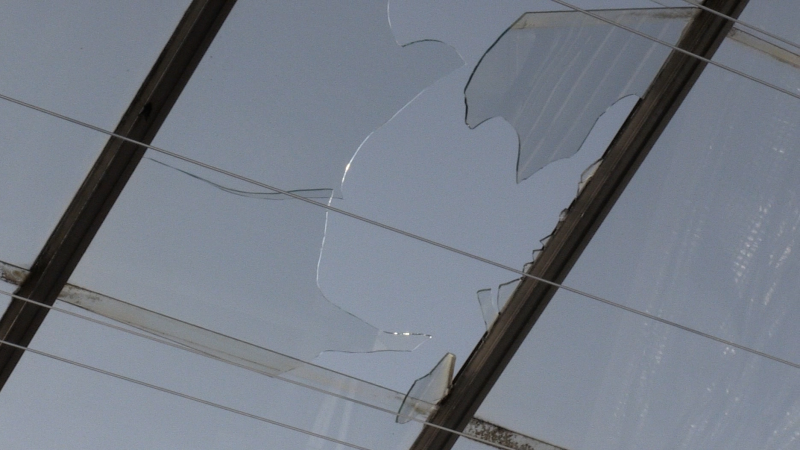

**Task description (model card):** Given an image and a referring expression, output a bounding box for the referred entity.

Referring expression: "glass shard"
[496,279,520,313]
[578,158,603,196]
[397,353,455,424]
[477,288,500,331]
[145,157,339,201]
[477,278,524,331]
[465,8,694,183]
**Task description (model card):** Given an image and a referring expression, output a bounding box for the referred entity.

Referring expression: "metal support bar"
[0,0,237,389]
[409,0,749,448]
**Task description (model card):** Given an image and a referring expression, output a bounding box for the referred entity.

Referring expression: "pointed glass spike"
[397,353,456,424]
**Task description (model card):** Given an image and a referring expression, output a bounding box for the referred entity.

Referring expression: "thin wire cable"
[1,92,800,373]
[678,0,800,52]
[548,0,800,102]
[0,288,519,450]
[0,338,375,450]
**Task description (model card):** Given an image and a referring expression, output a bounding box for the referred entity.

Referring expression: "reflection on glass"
[465,8,694,183]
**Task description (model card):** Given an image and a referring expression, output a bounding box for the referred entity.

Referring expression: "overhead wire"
[0,337,376,450]
[0,288,520,450]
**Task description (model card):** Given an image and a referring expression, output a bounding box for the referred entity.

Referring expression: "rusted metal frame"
[410,0,750,448]
[0,0,238,389]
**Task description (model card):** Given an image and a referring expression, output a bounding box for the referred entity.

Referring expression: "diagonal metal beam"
[410,0,749,448]
[0,0,237,389]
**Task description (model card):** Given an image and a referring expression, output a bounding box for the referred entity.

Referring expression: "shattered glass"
[0,1,191,268]
[68,0,460,366]
[477,9,800,449]
[465,8,694,183]
[319,5,645,390]
[9,1,793,448]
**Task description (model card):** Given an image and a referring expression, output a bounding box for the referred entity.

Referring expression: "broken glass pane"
[0,1,190,268]
[477,9,800,449]
[68,0,459,365]
[465,8,694,183]
[318,4,640,390]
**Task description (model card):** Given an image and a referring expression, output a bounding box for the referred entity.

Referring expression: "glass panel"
[0,1,191,267]
[476,12,800,450]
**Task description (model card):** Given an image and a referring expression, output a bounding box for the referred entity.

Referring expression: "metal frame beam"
[409,0,750,448]
[0,0,237,389]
